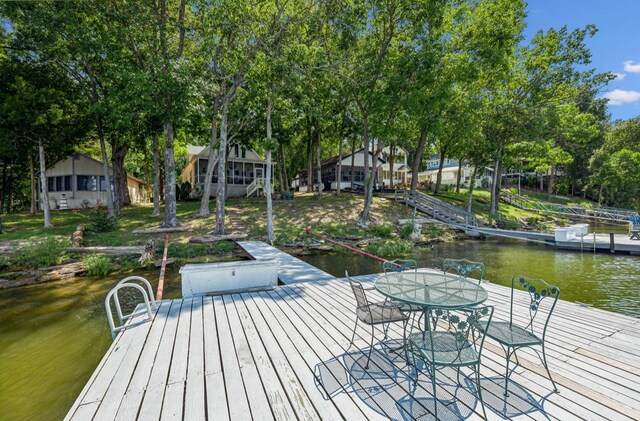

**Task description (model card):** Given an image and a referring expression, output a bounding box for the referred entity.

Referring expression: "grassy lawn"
[426,188,566,230]
[519,189,596,208]
[0,193,416,249]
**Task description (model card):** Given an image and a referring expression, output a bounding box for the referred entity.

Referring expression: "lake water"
[1,237,638,420]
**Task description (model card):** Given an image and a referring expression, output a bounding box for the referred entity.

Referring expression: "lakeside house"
[293,145,410,192]
[180,144,274,198]
[45,153,145,209]
[411,154,493,188]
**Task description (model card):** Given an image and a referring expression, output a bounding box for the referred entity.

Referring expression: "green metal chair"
[408,305,494,420]
[478,275,560,396]
[443,258,485,284]
[383,259,425,329]
[346,271,409,369]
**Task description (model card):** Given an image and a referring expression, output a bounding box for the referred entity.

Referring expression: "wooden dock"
[238,240,336,284]
[66,271,640,420]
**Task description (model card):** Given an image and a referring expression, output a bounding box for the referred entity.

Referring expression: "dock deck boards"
[238,240,335,284]
[66,270,640,420]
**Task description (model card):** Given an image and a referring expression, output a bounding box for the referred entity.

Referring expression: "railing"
[247,178,266,197]
[500,190,638,222]
[396,189,477,227]
[105,276,157,339]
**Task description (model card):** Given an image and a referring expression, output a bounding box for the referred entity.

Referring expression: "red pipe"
[305,228,400,268]
[156,234,169,301]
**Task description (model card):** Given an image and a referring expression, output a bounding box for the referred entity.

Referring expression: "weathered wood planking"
[238,241,335,284]
[67,272,640,420]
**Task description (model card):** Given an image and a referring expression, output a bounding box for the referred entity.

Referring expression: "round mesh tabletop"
[374,271,488,309]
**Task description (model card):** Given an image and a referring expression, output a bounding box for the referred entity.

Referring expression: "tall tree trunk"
[410,128,428,191]
[8,165,14,213]
[198,99,219,217]
[152,130,161,216]
[96,117,115,216]
[361,115,370,218]
[539,171,544,192]
[278,143,289,193]
[455,160,463,193]
[315,131,322,195]
[489,140,504,214]
[162,122,180,227]
[213,94,233,235]
[1,162,6,213]
[112,143,130,211]
[467,166,477,213]
[29,154,37,215]
[350,139,356,191]
[336,139,343,195]
[547,165,555,199]
[388,146,395,190]
[38,138,52,228]
[434,149,446,193]
[306,120,313,192]
[265,99,274,243]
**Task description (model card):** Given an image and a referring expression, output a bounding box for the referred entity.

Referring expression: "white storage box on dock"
[571,223,590,236]
[554,227,576,242]
[180,260,279,297]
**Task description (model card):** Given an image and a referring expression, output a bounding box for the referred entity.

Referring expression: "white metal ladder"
[105,276,158,339]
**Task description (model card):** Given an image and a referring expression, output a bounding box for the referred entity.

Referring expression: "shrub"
[370,224,392,238]
[14,237,69,268]
[82,254,113,277]
[364,239,413,258]
[399,222,415,240]
[179,181,192,201]
[89,208,119,232]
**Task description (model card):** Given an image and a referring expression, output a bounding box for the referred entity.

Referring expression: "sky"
[524,0,640,121]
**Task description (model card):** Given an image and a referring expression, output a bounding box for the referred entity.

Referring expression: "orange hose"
[305,228,400,267]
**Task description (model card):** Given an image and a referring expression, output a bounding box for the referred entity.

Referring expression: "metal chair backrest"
[509,275,560,340]
[429,305,494,365]
[346,271,368,310]
[383,259,417,273]
[443,258,485,284]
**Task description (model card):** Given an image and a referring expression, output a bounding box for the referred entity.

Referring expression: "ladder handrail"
[105,283,154,339]
[112,276,157,324]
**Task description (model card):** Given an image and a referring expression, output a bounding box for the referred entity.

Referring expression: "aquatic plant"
[82,254,113,277]
[364,239,413,258]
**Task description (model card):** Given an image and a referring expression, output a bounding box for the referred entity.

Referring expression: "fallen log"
[0,262,87,289]
[132,226,192,234]
[69,246,146,255]
[189,233,248,243]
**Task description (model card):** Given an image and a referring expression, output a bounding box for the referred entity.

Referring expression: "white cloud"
[603,89,640,105]
[613,72,626,80]
[623,60,640,73]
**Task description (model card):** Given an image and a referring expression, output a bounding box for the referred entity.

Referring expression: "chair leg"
[402,319,409,363]
[348,317,359,351]
[541,343,559,393]
[366,324,375,370]
[431,365,438,421]
[475,365,488,420]
[504,346,512,397]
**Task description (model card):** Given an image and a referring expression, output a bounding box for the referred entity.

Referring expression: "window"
[234,145,239,157]
[77,175,98,191]
[99,176,113,191]
[47,175,72,192]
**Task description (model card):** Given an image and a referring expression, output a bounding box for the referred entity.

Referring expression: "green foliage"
[369,224,392,238]
[14,237,69,269]
[82,254,113,277]
[364,239,413,258]
[399,223,415,240]
[89,208,119,232]
[168,240,236,259]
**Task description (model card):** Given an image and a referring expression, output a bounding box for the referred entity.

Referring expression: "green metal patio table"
[374,271,489,330]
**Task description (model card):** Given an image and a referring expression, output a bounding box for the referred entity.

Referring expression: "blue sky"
[524,0,640,120]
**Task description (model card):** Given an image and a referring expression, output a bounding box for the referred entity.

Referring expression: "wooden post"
[156,234,170,301]
[609,233,615,253]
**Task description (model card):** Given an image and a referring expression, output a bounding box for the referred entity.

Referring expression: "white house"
[380,145,411,188]
[410,154,493,189]
[180,144,274,198]
[45,153,145,209]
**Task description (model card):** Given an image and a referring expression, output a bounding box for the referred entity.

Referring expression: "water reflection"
[299,238,640,318]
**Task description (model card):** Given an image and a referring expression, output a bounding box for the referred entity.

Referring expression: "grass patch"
[82,254,113,277]
[370,224,393,238]
[168,240,237,259]
[13,237,70,269]
[364,239,413,258]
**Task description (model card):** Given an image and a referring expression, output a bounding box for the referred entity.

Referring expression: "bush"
[364,239,413,258]
[399,222,415,240]
[14,237,69,268]
[89,208,119,232]
[179,181,192,201]
[370,224,392,238]
[82,254,113,277]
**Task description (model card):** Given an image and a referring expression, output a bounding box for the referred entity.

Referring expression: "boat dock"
[66,247,640,420]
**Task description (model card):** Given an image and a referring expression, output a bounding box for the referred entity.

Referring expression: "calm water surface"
[1,236,639,420]
[300,238,640,317]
